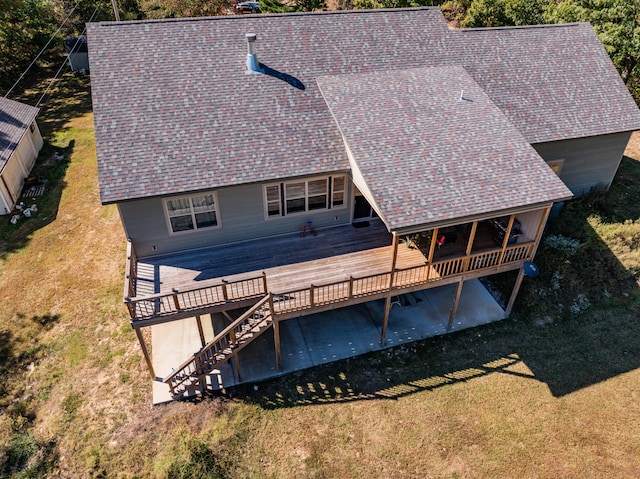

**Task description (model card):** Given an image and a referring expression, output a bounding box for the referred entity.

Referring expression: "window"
[547,159,564,176]
[164,193,219,234]
[264,175,346,218]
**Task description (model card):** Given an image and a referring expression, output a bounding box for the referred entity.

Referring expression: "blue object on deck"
[523,261,539,278]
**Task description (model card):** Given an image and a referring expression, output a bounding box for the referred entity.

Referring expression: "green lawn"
[1,73,639,478]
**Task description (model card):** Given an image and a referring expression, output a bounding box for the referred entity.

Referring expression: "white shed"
[65,36,89,72]
[0,97,43,215]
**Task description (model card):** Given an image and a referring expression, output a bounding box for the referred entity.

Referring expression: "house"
[64,35,89,72]
[87,8,640,401]
[0,97,43,215]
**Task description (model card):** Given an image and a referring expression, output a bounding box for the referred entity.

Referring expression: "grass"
[1,72,640,478]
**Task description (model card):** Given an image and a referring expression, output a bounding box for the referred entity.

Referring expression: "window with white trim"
[547,159,564,176]
[264,175,347,218]
[164,193,219,234]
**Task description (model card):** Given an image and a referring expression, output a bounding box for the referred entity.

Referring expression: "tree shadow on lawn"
[230,169,640,407]
[0,140,73,259]
[0,70,91,258]
[231,299,640,410]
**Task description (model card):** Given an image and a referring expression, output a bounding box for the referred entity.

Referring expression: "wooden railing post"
[262,272,268,294]
[348,275,354,298]
[498,214,516,266]
[171,289,181,311]
[309,284,315,308]
[124,298,135,319]
[221,280,229,301]
[463,221,478,273]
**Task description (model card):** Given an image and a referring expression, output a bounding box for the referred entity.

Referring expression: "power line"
[35,5,100,109]
[3,0,84,99]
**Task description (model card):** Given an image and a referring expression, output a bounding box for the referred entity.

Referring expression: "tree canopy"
[544,0,640,85]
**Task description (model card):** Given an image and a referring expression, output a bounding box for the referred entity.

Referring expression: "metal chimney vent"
[245,33,264,74]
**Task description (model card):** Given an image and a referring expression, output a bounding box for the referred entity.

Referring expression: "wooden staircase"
[163,294,274,398]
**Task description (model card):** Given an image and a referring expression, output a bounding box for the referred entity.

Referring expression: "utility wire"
[3,0,84,99]
[35,5,100,109]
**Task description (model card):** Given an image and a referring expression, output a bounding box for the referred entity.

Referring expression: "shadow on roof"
[261,64,306,91]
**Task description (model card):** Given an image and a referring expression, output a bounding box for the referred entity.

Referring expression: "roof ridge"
[457,21,589,33]
[90,6,441,28]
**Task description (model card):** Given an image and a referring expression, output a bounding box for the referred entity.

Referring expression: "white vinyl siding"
[164,193,220,234]
[264,175,346,218]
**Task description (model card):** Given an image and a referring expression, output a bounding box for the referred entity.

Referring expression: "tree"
[260,0,327,13]
[137,0,234,19]
[461,0,545,27]
[461,0,509,27]
[544,0,640,85]
[0,0,57,91]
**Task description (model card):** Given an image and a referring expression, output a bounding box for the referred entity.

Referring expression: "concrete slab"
[150,279,507,404]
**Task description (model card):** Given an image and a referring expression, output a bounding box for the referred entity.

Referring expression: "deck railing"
[164,295,273,397]
[126,272,267,320]
[123,239,137,315]
[161,241,537,397]
[127,242,535,322]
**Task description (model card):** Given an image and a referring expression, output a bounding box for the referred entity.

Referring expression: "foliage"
[354,0,445,9]
[260,0,327,13]
[0,0,57,91]
[544,0,640,85]
[137,0,234,18]
[461,0,545,27]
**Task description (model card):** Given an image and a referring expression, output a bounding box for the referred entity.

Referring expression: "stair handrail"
[163,293,273,390]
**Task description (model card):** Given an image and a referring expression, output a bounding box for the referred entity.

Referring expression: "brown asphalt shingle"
[317,66,572,230]
[88,8,640,226]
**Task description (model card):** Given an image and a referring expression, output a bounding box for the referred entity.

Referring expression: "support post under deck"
[381,232,399,344]
[506,205,552,316]
[195,315,206,347]
[448,278,464,329]
[134,327,156,379]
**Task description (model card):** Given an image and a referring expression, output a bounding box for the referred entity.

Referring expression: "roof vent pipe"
[245,33,264,74]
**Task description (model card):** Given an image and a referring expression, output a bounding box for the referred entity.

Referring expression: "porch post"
[531,206,552,257]
[381,232,399,344]
[497,214,516,265]
[447,279,464,329]
[134,327,156,379]
[195,315,206,347]
[505,205,552,316]
[426,227,438,280]
[464,221,478,271]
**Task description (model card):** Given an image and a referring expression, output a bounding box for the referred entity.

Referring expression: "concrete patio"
[151,278,506,404]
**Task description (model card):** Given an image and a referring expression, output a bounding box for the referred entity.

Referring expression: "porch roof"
[317,66,572,230]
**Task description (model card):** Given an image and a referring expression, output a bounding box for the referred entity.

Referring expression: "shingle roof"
[456,25,640,144]
[88,8,640,215]
[0,97,39,173]
[317,66,572,230]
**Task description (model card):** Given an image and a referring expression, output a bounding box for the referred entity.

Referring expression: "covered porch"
[124,206,550,401]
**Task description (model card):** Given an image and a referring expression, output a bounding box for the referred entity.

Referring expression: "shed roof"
[65,35,88,53]
[87,8,640,218]
[317,66,572,231]
[0,97,39,173]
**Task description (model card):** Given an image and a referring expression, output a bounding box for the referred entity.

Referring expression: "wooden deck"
[124,219,535,327]
[135,221,397,295]
[135,220,517,297]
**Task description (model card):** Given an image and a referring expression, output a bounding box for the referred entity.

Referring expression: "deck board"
[135,220,515,297]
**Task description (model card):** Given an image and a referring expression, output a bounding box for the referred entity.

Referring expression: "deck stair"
[163,294,273,398]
